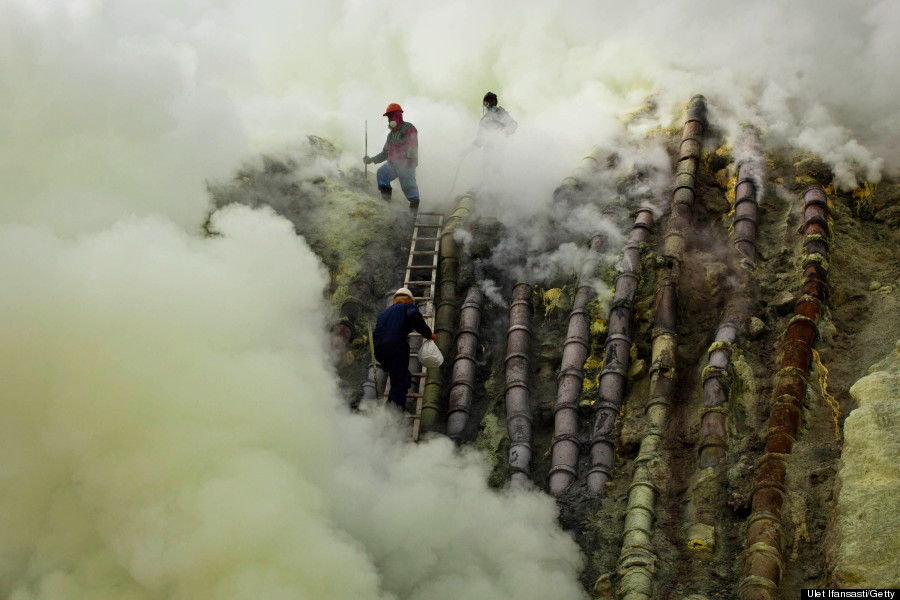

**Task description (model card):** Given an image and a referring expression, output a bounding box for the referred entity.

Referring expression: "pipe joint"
[776,365,810,385]
[506,323,532,336]
[548,463,578,478]
[702,364,732,386]
[551,433,580,447]
[593,400,621,413]
[586,464,613,480]
[601,362,629,378]
[787,313,820,333]
[568,306,590,319]
[557,367,585,382]
[504,352,531,366]
[743,541,786,577]
[803,232,830,248]
[590,433,616,450]
[802,253,830,272]
[456,327,480,340]
[700,406,730,419]
[611,297,636,311]
[449,379,475,393]
[446,404,472,417]
[504,379,530,393]
[651,326,676,339]
[673,183,696,196]
[698,434,727,453]
[645,396,672,413]
[454,348,477,363]
[744,510,784,535]
[506,412,534,426]
[707,339,734,357]
[771,395,802,414]
[563,335,591,351]
[737,576,779,600]
[606,332,632,345]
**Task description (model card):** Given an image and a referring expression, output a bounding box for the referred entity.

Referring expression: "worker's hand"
[431,333,437,342]
[363,156,373,164]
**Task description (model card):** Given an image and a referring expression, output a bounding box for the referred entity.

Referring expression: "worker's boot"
[408,197,420,215]
[378,186,392,203]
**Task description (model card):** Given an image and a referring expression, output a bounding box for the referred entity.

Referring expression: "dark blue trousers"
[374,340,410,409]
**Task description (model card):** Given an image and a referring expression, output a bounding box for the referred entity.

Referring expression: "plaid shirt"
[371,122,418,167]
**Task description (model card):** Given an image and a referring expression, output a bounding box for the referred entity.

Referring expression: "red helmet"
[383,103,403,116]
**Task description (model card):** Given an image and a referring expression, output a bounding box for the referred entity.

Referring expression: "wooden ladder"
[385,211,443,442]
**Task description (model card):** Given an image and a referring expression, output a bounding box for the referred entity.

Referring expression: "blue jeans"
[374,339,411,409]
[377,162,419,200]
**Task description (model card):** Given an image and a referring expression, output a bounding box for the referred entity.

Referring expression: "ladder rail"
[386,212,442,442]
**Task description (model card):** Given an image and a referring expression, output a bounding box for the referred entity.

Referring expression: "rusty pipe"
[549,233,608,495]
[447,287,483,442]
[506,282,533,484]
[733,161,760,268]
[615,95,706,600]
[420,194,475,431]
[585,206,654,493]
[738,185,830,600]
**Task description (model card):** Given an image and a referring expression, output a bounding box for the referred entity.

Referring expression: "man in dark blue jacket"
[373,287,435,411]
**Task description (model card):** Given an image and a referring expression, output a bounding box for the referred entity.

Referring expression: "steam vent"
[202,89,900,599]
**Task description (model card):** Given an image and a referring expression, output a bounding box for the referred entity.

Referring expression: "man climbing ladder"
[369,212,443,441]
[373,287,435,412]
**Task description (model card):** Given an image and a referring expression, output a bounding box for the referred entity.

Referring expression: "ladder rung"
[407,393,423,398]
[413,236,440,241]
[408,265,434,269]
[412,251,437,255]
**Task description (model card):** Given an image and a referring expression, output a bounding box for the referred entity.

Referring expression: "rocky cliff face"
[211,124,900,597]
[829,340,900,589]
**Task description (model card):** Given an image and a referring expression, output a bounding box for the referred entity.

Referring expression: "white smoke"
[2,0,897,596]
[0,207,586,599]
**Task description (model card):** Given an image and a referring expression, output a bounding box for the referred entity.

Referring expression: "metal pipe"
[548,233,607,495]
[361,294,393,401]
[553,145,607,202]
[420,194,475,431]
[698,160,760,468]
[738,185,830,600]
[586,206,655,493]
[361,362,386,400]
[447,287,483,442]
[615,94,707,600]
[733,161,760,269]
[505,282,534,484]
